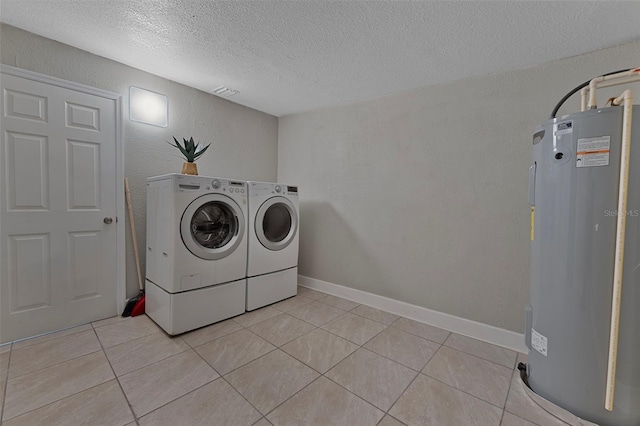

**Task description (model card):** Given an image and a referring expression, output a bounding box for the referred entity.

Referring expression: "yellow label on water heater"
[530,207,535,241]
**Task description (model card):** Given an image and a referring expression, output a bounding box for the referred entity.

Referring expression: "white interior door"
[1,71,119,343]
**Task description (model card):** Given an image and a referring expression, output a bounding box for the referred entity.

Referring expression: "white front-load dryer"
[145,174,247,334]
[246,181,299,310]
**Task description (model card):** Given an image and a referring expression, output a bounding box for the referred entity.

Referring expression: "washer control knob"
[275,185,282,193]
[211,180,221,189]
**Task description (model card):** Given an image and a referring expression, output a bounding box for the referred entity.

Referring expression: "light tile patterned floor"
[0,286,570,426]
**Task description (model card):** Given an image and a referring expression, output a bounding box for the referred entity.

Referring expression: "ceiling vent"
[212,86,239,97]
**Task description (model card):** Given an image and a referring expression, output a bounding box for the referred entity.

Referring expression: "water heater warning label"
[576,136,610,168]
[531,328,548,356]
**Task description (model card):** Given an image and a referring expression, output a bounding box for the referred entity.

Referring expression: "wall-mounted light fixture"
[129,86,168,127]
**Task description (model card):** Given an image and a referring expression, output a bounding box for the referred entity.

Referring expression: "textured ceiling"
[2,1,640,116]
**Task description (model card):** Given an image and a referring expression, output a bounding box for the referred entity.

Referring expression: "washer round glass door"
[181,194,245,260]
[255,196,297,251]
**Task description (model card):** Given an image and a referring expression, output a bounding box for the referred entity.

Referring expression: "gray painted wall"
[1,24,279,300]
[278,41,640,332]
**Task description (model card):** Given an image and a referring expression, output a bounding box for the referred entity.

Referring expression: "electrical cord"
[549,68,632,119]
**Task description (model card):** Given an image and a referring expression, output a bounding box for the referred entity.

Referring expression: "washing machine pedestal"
[246,267,297,311]
[146,279,245,335]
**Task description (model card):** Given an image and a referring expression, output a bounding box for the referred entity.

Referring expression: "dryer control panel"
[250,182,298,197]
[286,185,298,194]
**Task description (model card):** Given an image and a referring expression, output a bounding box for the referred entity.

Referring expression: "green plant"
[169,136,211,163]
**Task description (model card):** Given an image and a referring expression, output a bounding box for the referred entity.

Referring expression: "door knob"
[104,217,113,224]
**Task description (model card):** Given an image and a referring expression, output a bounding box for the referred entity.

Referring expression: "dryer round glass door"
[255,196,297,251]
[181,194,245,260]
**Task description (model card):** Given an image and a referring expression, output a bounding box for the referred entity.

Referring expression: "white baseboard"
[298,274,527,354]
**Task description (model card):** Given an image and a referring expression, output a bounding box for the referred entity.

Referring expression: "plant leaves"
[169,138,190,160]
[170,137,208,162]
[193,143,211,160]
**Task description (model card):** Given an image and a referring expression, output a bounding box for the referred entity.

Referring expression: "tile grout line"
[1,377,127,423]
[188,343,266,421]
[442,340,520,370]
[357,321,392,348]
[181,328,245,351]
[378,413,408,426]
[243,314,320,348]
[316,313,390,347]
[248,310,404,420]
[270,295,315,312]
[191,302,383,421]
[348,305,401,326]
[505,375,572,426]
[502,409,544,426]
[499,370,517,426]
[106,343,236,420]
[0,344,13,423]
[315,297,361,312]
[320,372,391,419]
[97,323,192,379]
[287,311,346,328]
[6,347,104,381]
[98,329,164,351]
[357,342,434,374]
[380,364,424,424]
[290,308,348,328]
[232,289,336,330]
[425,345,503,404]
[114,345,193,379]
[8,323,92,350]
[92,317,128,330]
[261,374,326,419]
[198,329,281,378]
[232,310,283,329]
[133,377,220,422]
[320,331,426,416]
[251,417,271,426]
[1,338,131,424]
[363,327,443,370]
[496,356,528,426]
[419,367,509,411]
[297,288,329,301]
[389,322,452,346]
[91,323,140,426]
[220,375,270,421]
[434,343,515,373]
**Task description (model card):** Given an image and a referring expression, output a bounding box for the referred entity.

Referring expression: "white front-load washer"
[246,181,299,310]
[145,174,247,334]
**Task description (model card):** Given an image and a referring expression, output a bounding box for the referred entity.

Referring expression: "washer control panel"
[174,175,245,194]
[219,180,245,194]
